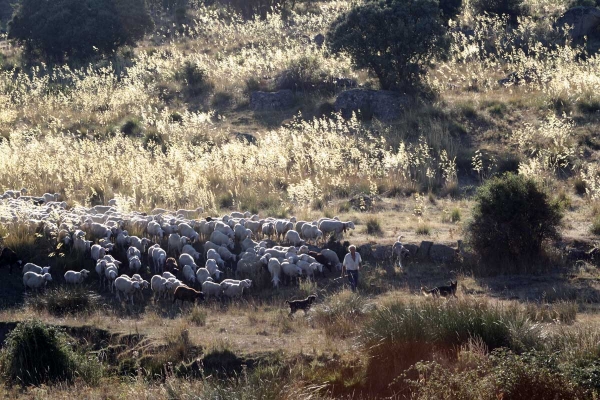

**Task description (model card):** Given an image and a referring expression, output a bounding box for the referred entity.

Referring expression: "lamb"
[177,223,199,242]
[284,230,304,247]
[0,247,21,274]
[90,244,107,261]
[114,276,141,305]
[202,280,224,299]
[173,286,205,306]
[22,263,51,276]
[182,264,197,285]
[64,269,90,284]
[23,272,52,291]
[104,264,119,292]
[209,230,234,249]
[221,280,251,299]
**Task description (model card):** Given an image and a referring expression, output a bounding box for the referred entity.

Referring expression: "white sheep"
[206,249,224,267]
[151,275,169,301]
[284,230,304,246]
[95,260,107,288]
[151,247,167,274]
[261,222,275,239]
[240,238,259,251]
[128,255,142,273]
[317,220,355,240]
[301,224,323,245]
[114,276,141,305]
[267,258,281,288]
[244,220,262,238]
[282,262,303,284]
[23,272,52,291]
[221,280,251,299]
[127,246,141,260]
[178,223,199,242]
[182,264,197,285]
[167,233,186,257]
[64,269,90,284]
[22,263,51,276]
[179,253,197,270]
[129,236,150,253]
[90,244,106,261]
[146,221,165,242]
[214,221,235,238]
[162,271,176,279]
[181,244,201,261]
[275,220,294,241]
[320,249,342,271]
[217,246,237,264]
[209,230,234,249]
[202,280,223,299]
[116,231,130,249]
[195,268,214,284]
[104,264,118,292]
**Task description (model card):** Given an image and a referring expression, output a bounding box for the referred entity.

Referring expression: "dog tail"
[421,287,430,296]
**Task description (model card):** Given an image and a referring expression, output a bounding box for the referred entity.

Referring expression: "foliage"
[466,174,562,272]
[327,0,448,92]
[0,320,102,386]
[220,0,298,19]
[471,0,526,21]
[365,216,383,235]
[8,0,154,62]
[312,291,369,338]
[26,286,101,316]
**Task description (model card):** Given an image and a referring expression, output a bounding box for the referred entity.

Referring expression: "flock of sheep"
[0,189,399,307]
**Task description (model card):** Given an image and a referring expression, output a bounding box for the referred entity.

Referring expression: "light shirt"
[343,252,362,271]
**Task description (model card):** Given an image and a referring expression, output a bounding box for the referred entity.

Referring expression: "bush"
[365,216,383,235]
[471,0,526,22]
[220,0,296,19]
[0,320,101,386]
[327,0,448,93]
[26,286,100,316]
[591,215,600,235]
[312,291,368,338]
[466,174,562,272]
[8,0,154,62]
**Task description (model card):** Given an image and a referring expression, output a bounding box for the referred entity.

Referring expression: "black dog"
[286,295,317,315]
[421,280,458,298]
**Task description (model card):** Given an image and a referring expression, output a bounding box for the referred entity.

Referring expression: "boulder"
[250,90,295,111]
[358,244,373,260]
[555,7,600,39]
[373,245,393,261]
[403,244,419,257]
[417,241,434,259]
[334,89,410,122]
[429,244,457,263]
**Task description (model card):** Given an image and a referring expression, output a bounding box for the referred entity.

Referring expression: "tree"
[8,0,154,62]
[327,0,449,93]
[466,174,562,272]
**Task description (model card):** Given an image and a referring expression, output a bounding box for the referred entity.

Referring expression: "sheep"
[283,230,304,247]
[295,221,308,234]
[240,238,259,252]
[244,220,262,238]
[301,224,323,245]
[233,224,250,242]
[275,220,294,241]
[220,278,252,287]
[209,230,234,249]
[217,246,237,266]
[164,257,178,274]
[127,246,141,260]
[173,286,205,306]
[181,244,201,261]
[0,247,21,274]
[178,223,199,242]
[86,222,112,240]
[267,258,281,288]
[205,259,221,276]
[195,268,214,284]
[206,249,225,268]
[176,207,204,219]
[221,280,251,299]
[317,220,355,239]
[73,236,91,254]
[299,254,317,264]
[182,265,197,285]
[64,269,90,284]
[104,264,119,292]
[90,244,107,261]
[146,221,165,242]
[236,253,263,278]
[22,263,51,276]
[392,239,410,270]
[282,262,303,285]
[128,255,142,273]
[264,248,287,259]
[167,233,185,257]
[151,247,167,274]
[199,220,215,240]
[114,276,141,305]
[95,260,108,288]
[261,222,275,239]
[23,272,52,291]
[129,236,150,253]
[179,254,197,270]
[320,249,342,271]
[151,275,169,301]
[202,280,224,299]
[102,254,122,266]
[162,271,176,279]
[214,221,235,238]
[130,274,149,301]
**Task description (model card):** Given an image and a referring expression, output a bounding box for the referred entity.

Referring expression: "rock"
[313,33,325,48]
[373,245,393,261]
[235,132,257,145]
[334,89,410,122]
[404,244,419,257]
[250,90,295,111]
[417,241,434,259]
[429,244,457,263]
[555,7,600,39]
[358,244,373,260]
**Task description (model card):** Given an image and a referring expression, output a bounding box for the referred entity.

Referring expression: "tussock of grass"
[312,291,369,338]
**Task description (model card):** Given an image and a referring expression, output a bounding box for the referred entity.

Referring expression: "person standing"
[342,245,361,292]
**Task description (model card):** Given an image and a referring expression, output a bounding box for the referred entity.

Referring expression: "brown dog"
[286,294,317,315]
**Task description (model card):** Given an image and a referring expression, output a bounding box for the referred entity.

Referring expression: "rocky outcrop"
[334,89,410,122]
[429,244,457,263]
[250,90,295,111]
[555,7,600,39]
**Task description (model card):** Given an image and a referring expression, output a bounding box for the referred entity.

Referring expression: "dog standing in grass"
[286,294,317,315]
[421,280,458,298]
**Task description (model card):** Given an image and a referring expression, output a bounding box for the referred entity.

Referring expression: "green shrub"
[312,291,368,338]
[327,0,448,93]
[591,215,600,235]
[451,208,461,222]
[0,320,102,386]
[8,0,154,62]
[365,216,383,235]
[175,61,213,97]
[466,174,562,272]
[120,119,143,136]
[471,0,526,22]
[276,55,326,92]
[188,306,207,327]
[416,223,431,235]
[26,286,100,316]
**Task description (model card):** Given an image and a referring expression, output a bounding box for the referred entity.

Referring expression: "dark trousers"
[347,270,358,291]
